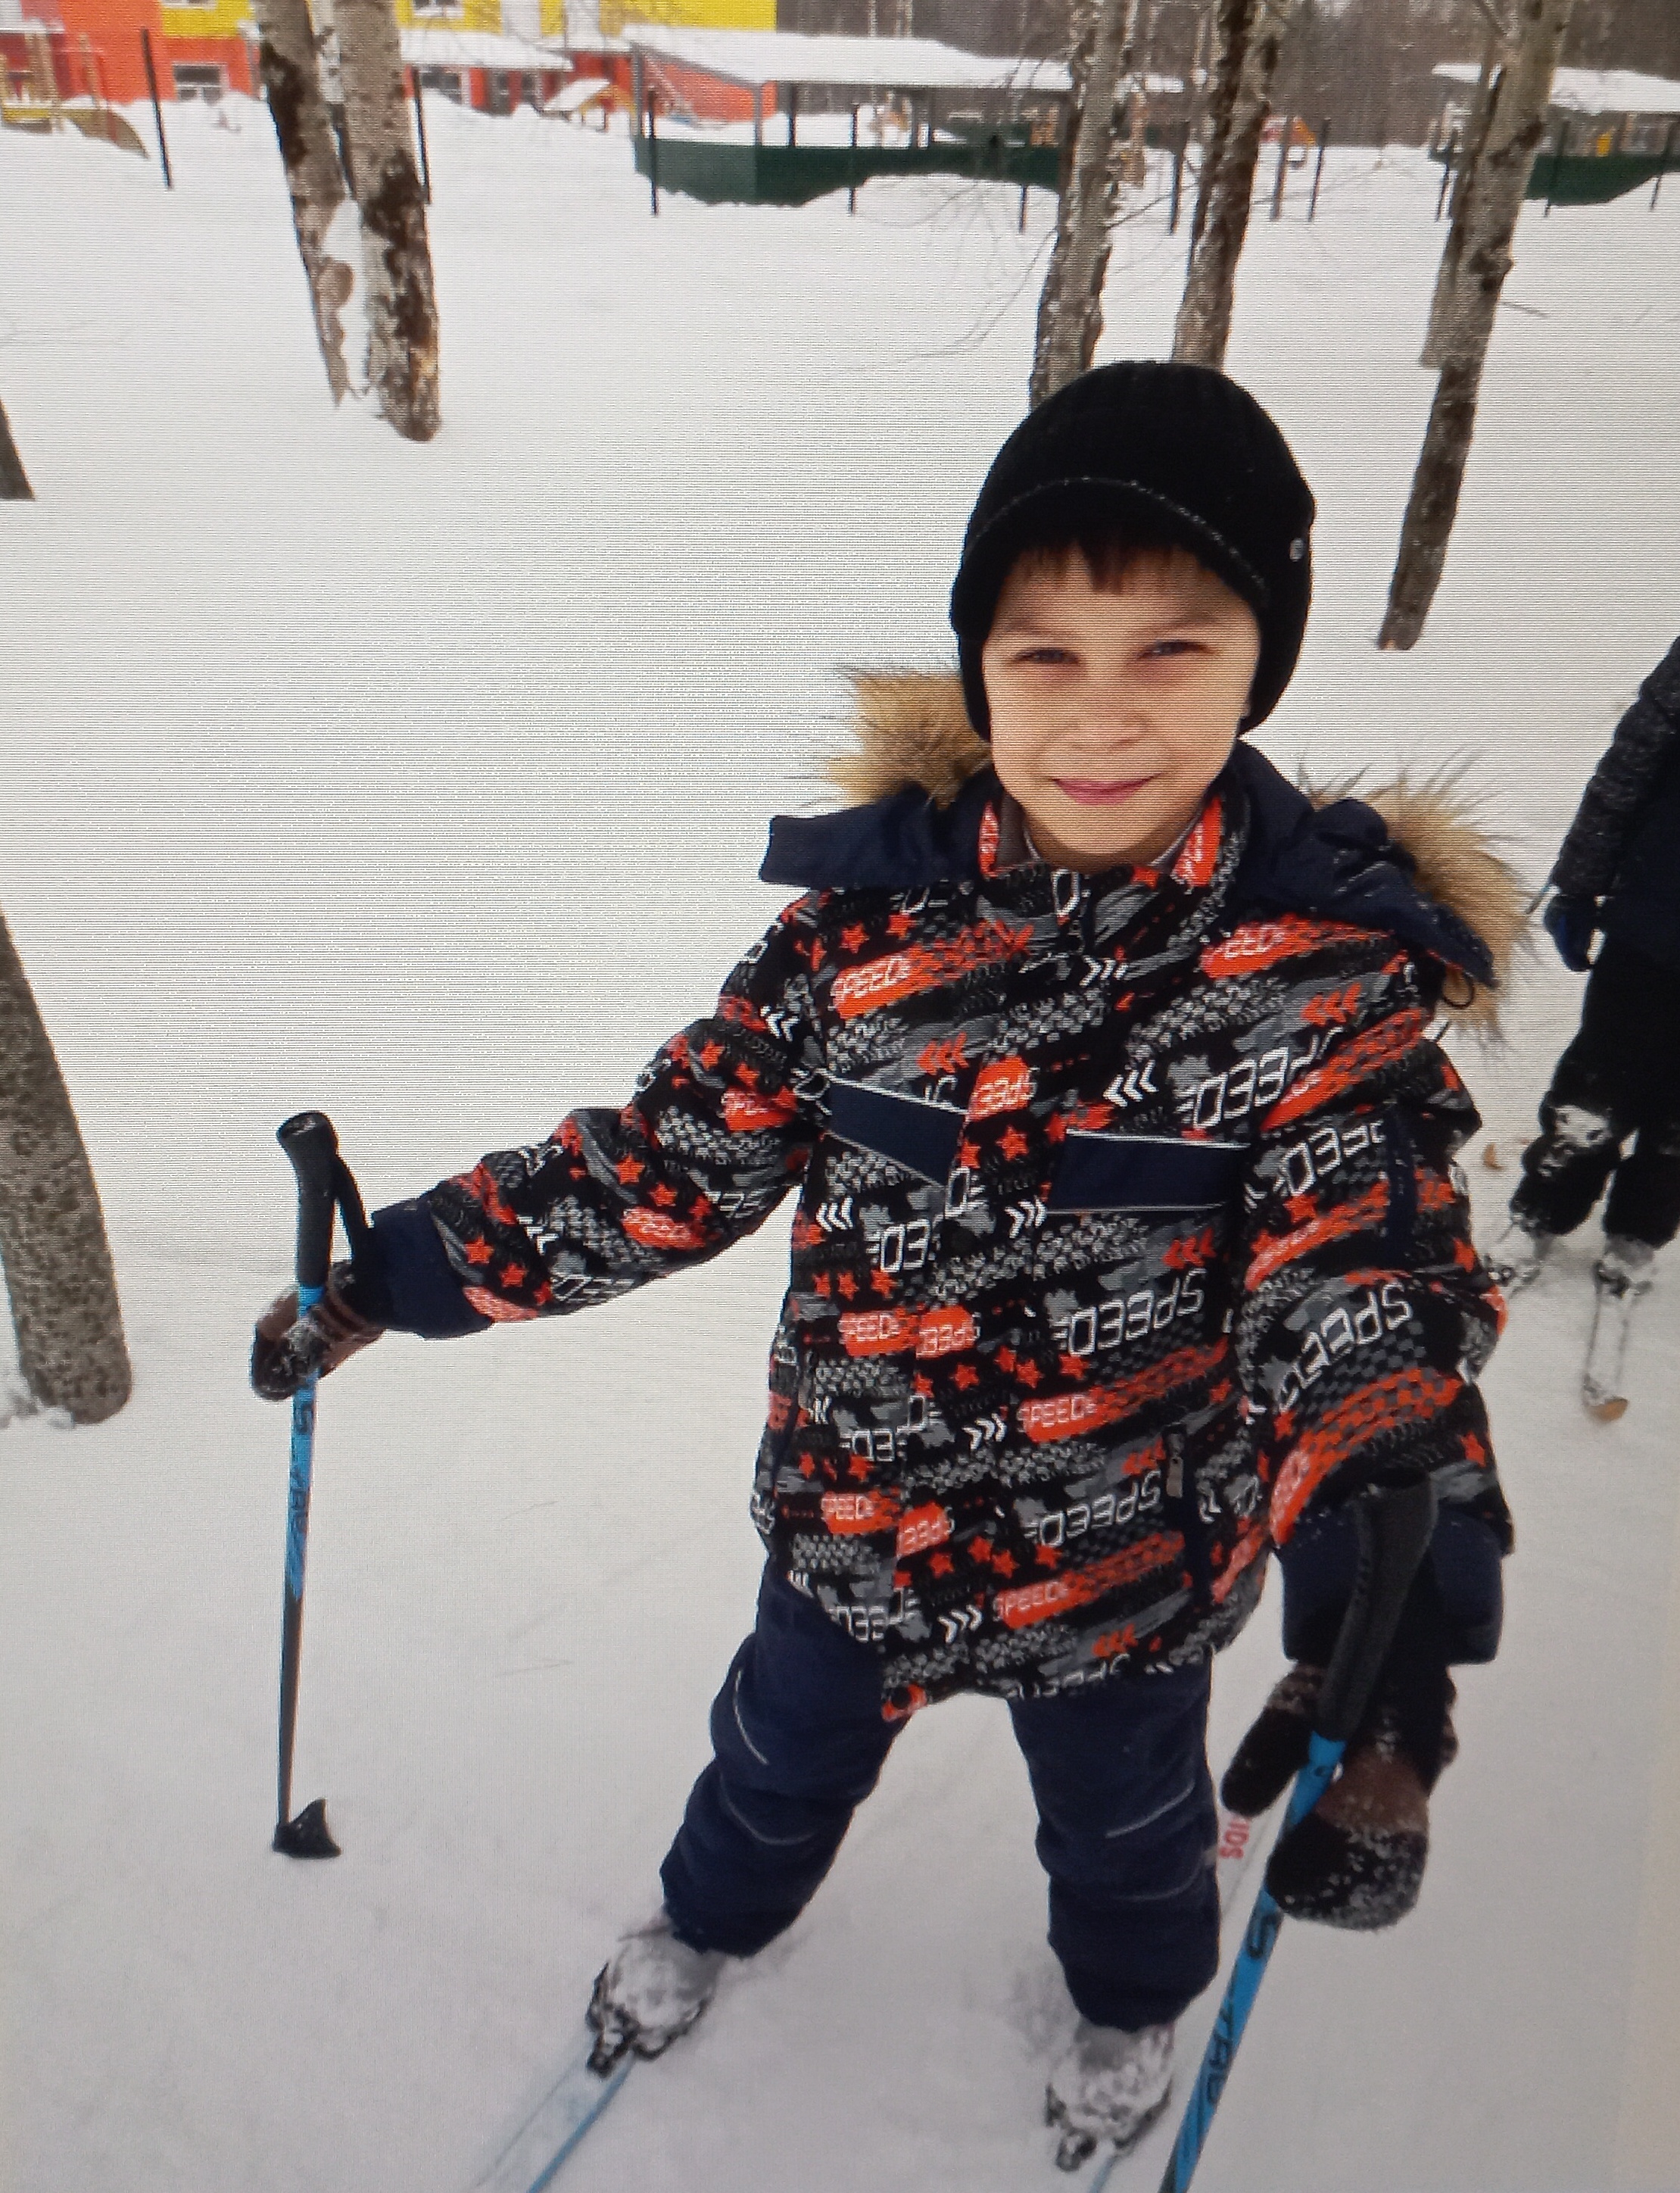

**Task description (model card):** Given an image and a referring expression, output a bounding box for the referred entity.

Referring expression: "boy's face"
[980,547,1263,873]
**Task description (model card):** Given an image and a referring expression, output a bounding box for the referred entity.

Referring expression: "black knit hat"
[949,361,1316,737]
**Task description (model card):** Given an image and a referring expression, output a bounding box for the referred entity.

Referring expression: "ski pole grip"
[277,1111,340,1296]
[1313,1473,1438,1744]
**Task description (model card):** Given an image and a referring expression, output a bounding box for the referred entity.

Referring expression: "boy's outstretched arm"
[416,896,828,1325]
[251,897,828,1392]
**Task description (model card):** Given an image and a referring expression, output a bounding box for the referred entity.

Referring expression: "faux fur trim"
[824,670,1524,1033]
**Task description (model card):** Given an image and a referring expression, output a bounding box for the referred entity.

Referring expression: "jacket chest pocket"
[1046,1131,1247,1218]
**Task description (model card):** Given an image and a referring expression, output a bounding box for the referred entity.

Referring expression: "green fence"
[632,133,1061,209]
[1525,148,1679,205]
[1432,142,1679,207]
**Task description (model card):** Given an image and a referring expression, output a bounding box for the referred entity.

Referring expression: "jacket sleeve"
[1552,636,1680,900]
[373,896,829,1332]
[1230,959,1510,1568]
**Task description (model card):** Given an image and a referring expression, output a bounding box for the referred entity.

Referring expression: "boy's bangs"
[1008,529,1206,595]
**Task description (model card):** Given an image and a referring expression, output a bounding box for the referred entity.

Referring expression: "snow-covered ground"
[3,93,1679,2193]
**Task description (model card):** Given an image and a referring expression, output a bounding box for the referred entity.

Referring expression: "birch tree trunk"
[1028,0,1142,408]
[1378,0,1574,651]
[0,908,130,1424]
[1420,34,1504,371]
[1171,0,1292,370]
[252,0,355,406]
[0,398,33,501]
[335,0,441,442]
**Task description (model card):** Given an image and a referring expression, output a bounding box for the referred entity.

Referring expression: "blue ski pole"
[271,1109,345,1859]
[1155,1472,1438,2193]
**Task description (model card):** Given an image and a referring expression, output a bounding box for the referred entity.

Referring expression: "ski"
[463,2033,634,2193]
[1071,1796,1279,2185]
[1582,1268,1643,1421]
[462,1797,1276,2192]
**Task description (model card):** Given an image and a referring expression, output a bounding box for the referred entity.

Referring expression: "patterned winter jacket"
[1552,634,1680,971]
[367,681,1518,1713]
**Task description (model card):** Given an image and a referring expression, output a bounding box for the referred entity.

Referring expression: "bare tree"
[1171,0,1294,369]
[0,907,131,1424]
[1029,0,1144,407]
[335,0,441,443]
[0,398,33,501]
[1420,23,1503,370]
[1378,0,1574,650]
[252,0,357,405]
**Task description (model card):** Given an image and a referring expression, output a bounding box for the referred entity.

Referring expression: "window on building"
[416,65,463,102]
[410,0,463,17]
[173,61,225,98]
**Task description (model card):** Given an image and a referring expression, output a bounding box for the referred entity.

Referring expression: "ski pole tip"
[273,1796,341,1858]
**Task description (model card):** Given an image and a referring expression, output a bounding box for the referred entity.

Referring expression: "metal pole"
[1542,115,1565,216]
[1018,179,1027,229]
[140,27,172,187]
[1654,117,1675,211]
[411,65,432,204]
[1308,115,1329,220]
[647,95,658,214]
[787,79,796,147]
[1435,128,1457,220]
[1269,112,1292,220]
[849,101,857,212]
[1168,117,1186,232]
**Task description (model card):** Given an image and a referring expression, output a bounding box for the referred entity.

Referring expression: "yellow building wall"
[598,0,775,33]
[159,0,248,39]
[393,0,505,29]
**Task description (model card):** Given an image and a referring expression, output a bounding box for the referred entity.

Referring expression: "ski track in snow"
[2,98,1679,2193]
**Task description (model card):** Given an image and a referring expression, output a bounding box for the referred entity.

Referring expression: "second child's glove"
[1221,1592,1457,1931]
[1542,893,1600,974]
[251,1262,385,1401]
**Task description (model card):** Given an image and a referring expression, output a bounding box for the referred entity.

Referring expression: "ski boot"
[1481,1217,1555,1296]
[1046,2019,1174,2171]
[586,1909,726,2073]
[1595,1234,1656,1296]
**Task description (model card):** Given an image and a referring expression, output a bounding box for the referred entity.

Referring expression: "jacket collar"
[762,742,1493,988]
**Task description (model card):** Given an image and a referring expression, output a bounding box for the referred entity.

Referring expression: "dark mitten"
[251,1260,385,1400]
[1542,893,1599,974]
[1220,1664,1322,1817]
[1226,1557,1457,1930]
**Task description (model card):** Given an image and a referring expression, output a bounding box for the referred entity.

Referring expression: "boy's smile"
[980,547,1263,874]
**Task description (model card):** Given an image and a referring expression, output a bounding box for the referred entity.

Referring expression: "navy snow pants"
[659,1567,1220,2031]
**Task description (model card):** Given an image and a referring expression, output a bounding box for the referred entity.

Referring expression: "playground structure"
[1431,62,1680,207]
[1,20,144,148]
[624,27,1074,207]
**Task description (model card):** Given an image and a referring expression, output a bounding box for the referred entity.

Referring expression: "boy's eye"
[1015,646,1076,665]
[1144,638,1200,660]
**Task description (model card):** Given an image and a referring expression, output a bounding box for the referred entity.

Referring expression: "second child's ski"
[1582,1268,1642,1421]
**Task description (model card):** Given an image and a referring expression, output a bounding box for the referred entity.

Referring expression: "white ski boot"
[1482,1218,1555,1296]
[1595,1234,1656,1294]
[1046,2019,1174,2171]
[586,1909,726,2072]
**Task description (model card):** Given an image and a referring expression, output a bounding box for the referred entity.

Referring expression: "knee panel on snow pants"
[660,1568,900,1957]
[1009,1661,1220,2030]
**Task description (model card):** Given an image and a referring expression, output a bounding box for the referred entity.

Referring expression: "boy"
[1487,634,1680,1301]
[254,363,1513,2163]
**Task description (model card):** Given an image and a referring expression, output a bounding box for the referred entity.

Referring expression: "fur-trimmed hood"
[762,670,1523,1033]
